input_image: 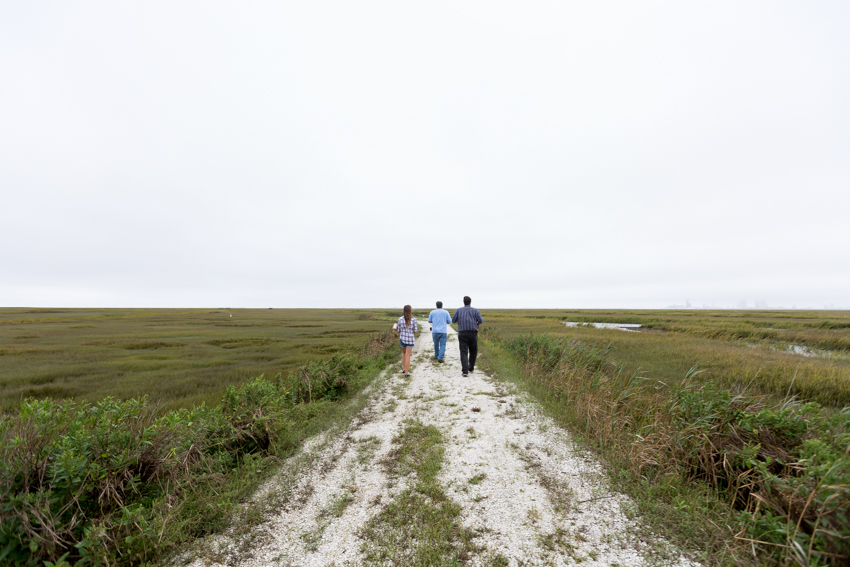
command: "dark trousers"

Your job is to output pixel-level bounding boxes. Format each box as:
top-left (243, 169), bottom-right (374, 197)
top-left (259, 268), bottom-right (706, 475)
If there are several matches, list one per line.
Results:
top-left (458, 330), bottom-right (478, 373)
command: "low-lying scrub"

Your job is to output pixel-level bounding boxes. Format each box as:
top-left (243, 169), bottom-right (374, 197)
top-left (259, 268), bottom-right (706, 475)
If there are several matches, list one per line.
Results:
top-left (0, 330), bottom-right (398, 566)
top-left (487, 331), bottom-right (850, 566)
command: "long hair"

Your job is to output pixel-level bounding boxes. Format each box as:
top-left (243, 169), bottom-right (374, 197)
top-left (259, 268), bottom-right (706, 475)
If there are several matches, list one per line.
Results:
top-left (403, 305), bottom-right (412, 328)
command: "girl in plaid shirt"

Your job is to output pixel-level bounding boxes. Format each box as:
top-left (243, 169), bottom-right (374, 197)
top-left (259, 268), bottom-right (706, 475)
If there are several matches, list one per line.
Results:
top-left (394, 305), bottom-right (418, 377)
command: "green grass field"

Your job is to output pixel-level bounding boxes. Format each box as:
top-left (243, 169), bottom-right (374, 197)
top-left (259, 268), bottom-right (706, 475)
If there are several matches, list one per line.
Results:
top-left (0, 308), bottom-right (418, 412)
top-left (481, 309), bottom-right (850, 408)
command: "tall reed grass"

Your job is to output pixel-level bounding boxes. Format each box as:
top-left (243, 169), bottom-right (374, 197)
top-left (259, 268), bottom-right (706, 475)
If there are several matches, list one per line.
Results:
top-left (497, 332), bottom-right (849, 566)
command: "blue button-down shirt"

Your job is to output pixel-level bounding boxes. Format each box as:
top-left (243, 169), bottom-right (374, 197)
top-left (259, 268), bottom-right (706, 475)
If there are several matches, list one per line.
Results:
top-left (452, 305), bottom-right (483, 332)
top-left (428, 309), bottom-right (452, 333)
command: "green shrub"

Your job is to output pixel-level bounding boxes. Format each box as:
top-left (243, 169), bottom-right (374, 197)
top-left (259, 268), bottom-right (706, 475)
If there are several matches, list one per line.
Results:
top-left (0, 396), bottom-right (188, 565)
top-left (0, 329), bottom-right (397, 566)
top-left (285, 353), bottom-right (360, 405)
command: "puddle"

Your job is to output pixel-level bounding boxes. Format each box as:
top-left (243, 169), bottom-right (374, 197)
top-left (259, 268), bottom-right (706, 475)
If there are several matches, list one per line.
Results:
top-left (563, 322), bottom-right (641, 332)
top-left (766, 344), bottom-right (850, 362)
top-left (788, 345), bottom-right (814, 357)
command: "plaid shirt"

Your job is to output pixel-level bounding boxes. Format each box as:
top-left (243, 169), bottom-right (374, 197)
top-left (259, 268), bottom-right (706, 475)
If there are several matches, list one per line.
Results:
top-left (397, 316), bottom-right (418, 344)
top-left (452, 305), bottom-right (483, 331)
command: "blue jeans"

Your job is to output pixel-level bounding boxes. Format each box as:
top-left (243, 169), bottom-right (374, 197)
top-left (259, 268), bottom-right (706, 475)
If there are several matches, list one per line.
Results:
top-left (432, 332), bottom-right (447, 360)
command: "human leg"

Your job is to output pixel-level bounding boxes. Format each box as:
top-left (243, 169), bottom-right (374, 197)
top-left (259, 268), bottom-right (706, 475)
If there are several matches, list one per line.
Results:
top-left (432, 332), bottom-right (447, 359)
top-left (402, 346), bottom-right (412, 374)
top-left (458, 331), bottom-right (473, 374)
top-left (468, 333), bottom-right (478, 371)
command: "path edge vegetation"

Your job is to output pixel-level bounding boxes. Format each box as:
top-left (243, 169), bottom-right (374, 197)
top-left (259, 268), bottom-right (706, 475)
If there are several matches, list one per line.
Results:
top-left (0, 330), bottom-right (399, 567)
top-left (478, 328), bottom-right (850, 567)
top-left (359, 419), bottom-right (481, 566)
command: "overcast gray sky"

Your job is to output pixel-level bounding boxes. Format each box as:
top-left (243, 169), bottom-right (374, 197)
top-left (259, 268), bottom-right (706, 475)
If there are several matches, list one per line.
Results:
top-left (2, 2), bottom-right (848, 309)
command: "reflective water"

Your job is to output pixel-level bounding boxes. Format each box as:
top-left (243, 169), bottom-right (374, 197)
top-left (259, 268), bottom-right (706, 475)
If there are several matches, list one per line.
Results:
top-left (563, 322), bottom-right (642, 332)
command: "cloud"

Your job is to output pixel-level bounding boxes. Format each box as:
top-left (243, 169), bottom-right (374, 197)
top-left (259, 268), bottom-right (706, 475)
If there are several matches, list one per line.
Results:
top-left (1, 1), bottom-right (848, 308)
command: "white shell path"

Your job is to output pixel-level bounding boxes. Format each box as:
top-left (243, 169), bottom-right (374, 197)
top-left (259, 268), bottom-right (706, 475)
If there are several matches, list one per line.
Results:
top-left (183, 326), bottom-right (698, 567)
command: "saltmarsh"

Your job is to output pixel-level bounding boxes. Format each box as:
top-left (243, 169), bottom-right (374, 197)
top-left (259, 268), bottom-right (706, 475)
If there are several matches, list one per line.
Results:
top-left (0, 308), bottom-right (407, 412)
top-left (0, 327), bottom-right (400, 567)
top-left (481, 309), bottom-right (850, 407)
top-left (477, 310), bottom-right (850, 566)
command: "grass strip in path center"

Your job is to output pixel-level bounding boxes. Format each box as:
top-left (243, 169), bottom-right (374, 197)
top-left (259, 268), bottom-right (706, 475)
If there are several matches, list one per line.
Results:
top-left (359, 419), bottom-right (480, 566)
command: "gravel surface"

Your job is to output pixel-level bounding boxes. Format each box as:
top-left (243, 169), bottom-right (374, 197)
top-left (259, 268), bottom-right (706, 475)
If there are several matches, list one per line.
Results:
top-left (183, 327), bottom-right (699, 566)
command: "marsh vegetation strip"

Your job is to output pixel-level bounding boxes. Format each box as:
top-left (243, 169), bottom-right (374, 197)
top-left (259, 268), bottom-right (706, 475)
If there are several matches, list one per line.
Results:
top-left (0, 308), bottom-right (402, 412)
top-left (485, 309), bottom-right (850, 407)
top-left (184, 328), bottom-right (698, 567)
top-left (480, 325), bottom-right (850, 564)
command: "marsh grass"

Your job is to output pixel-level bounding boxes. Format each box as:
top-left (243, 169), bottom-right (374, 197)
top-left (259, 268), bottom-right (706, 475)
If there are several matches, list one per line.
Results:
top-left (479, 330), bottom-right (850, 566)
top-left (0, 308), bottom-right (404, 412)
top-left (0, 330), bottom-right (399, 567)
top-left (481, 309), bottom-right (850, 408)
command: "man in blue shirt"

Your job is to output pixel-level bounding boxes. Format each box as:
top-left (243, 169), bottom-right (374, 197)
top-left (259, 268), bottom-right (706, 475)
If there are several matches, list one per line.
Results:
top-left (451, 296), bottom-right (483, 377)
top-left (428, 301), bottom-right (452, 362)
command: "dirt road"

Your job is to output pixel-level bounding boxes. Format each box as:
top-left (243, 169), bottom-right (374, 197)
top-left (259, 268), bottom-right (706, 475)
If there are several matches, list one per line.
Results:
top-left (184, 326), bottom-right (697, 566)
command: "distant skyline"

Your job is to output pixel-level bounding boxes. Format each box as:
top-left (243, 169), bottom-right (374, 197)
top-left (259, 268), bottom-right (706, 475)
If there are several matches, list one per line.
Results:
top-left (666, 301), bottom-right (849, 311)
top-left (2, 2), bottom-right (849, 309)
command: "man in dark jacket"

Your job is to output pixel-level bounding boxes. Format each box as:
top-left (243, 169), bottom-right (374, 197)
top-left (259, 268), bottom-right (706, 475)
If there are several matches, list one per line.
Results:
top-left (451, 296), bottom-right (483, 377)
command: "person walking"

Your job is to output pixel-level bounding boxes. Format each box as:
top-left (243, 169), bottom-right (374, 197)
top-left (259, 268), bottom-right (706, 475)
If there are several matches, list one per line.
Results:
top-left (428, 301), bottom-right (452, 363)
top-left (451, 296), bottom-right (483, 377)
top-left (394, 305), bottom-right (418, 377)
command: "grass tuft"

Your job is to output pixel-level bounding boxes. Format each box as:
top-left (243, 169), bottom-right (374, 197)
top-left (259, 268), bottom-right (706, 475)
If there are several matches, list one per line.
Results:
top-left (360, 420), bottom-right (480, 565)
